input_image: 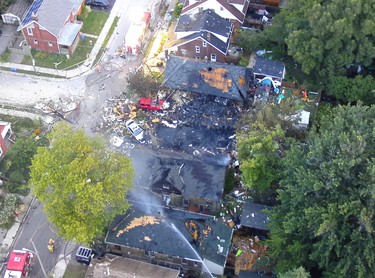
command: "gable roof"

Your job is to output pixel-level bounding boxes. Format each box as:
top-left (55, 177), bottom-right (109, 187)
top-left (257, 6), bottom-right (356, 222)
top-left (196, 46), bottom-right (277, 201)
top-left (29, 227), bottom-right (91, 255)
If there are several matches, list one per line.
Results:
top-left (172, 9), bottom-right (232, 54)
top-left (105, 204), bottom-right (233, 267)
top-left (163, 56), bottom-right (251, 101)
top-left (21, 0), bottom-right (82, 36)
top-left (240, 203), bottom-right (271, 231)
top-left (130, 148), bottom-right (227, 201)
top-left (182, 0), bottom-right (248, 24)
top-left (253, 58), bottom-right (286, 80)
top-left (176, 9), bottom-right (232, 38)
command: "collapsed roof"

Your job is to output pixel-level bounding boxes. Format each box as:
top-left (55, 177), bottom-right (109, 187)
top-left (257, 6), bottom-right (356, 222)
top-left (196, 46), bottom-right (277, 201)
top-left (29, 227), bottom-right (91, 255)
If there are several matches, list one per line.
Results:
top-left (163, 56), bottom-right (251, 101)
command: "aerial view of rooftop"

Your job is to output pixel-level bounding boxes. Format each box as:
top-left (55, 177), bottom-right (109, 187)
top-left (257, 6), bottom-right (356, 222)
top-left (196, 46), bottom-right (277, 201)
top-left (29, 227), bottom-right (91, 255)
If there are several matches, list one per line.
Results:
top-left (0, 0), bottom-right (374, 277)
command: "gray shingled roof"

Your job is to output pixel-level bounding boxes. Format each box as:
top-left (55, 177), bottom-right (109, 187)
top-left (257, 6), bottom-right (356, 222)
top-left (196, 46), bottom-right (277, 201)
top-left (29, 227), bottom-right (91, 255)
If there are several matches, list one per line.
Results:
top-left (176, 9), bottom-right (232, 38)
top-left (240, 203), bottom-right (271, 231)
top-left (253, 58), bottom-right (286, 80)
top-left (105, 204), bottom-right (232, 267)
top-left (163, 56), bottom-right (251, 101)
top-left (21, 0), bottom-right (82, 37)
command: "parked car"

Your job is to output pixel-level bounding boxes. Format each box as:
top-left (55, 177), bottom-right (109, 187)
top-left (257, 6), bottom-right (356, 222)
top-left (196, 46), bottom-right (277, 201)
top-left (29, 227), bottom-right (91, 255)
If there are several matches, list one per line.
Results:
top-left (139, 98), bottom-right (164, 111)
top-left (85, 0), bottom-right (109, 8)
top-left (125, 119), bottom-right (144, 141)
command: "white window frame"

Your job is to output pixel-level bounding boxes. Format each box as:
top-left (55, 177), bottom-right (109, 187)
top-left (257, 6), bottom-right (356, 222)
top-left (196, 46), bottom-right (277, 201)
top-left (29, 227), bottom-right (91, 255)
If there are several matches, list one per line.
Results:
top-left (27, 27), bottom-right (33, 36)
top-left (0, 146), bottom-right (3, 157)
top-left (211, 53), bottom-right (217, 62)
top-left (48, 42), bottom-right (53, 47)
top-left (181, 49), bottom-right (186, 55)
top-left (202, 41), bottom-right (207, 47)
top-left (195, 46), bottom-right (200, 53)
top-left (34, 39), bottom-right (38, 45)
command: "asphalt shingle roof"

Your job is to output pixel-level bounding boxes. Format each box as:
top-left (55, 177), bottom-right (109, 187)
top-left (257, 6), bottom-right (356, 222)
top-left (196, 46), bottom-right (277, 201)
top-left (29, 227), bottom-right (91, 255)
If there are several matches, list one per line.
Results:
top-left (21, 0), bottom-right (82, 37)
top-left (163, 56), bottom-right (251, 101)
top-left (105, 204), bottom-right (232, 267)
top-left (240, 203), bottom-right (271, 231)
top-left (253, 58), bottom-right (285, 80)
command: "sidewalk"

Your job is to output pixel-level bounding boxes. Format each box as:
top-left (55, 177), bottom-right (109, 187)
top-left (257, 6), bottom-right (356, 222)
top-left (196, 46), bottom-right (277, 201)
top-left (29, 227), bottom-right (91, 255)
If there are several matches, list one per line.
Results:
top-left (0, 2), bottom-right (122, 79)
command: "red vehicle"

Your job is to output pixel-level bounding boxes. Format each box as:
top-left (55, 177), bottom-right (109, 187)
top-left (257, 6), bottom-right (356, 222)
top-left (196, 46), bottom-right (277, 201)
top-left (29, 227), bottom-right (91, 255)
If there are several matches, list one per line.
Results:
top-left (139, 98), bottom-right (164, 111)
top-left (5, 250), bottom-right (33, 277)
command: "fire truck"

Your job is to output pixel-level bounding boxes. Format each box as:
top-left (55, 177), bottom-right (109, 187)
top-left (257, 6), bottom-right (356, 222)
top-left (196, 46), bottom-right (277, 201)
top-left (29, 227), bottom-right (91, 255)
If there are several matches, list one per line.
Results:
top-left (124, 11), bottom-right (151, 55)
top-left (4, 250), bottom-right (33, 278)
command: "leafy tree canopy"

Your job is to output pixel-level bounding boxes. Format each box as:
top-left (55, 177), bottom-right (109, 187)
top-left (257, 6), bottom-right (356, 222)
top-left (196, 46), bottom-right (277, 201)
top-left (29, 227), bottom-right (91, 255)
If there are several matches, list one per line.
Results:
top-left (29, 122), bottom-right (134, 245)
top-left (278, 266), bottom-right (311, 278)
top-left (126, 68), bottom-right (160, 97)
top-left (326, 75), bottom-right (375, 105)
top-left (279, 0), bottom-right (375, 75)
top-left (268, 104), bottom-right (375, 277)
top-left (236, 99), bottom-right (303, 192)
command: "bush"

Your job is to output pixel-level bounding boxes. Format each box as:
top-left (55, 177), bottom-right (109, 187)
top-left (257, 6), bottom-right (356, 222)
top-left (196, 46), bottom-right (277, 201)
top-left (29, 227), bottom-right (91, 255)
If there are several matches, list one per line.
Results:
top-left (0, 48), bottom-right (11, 62)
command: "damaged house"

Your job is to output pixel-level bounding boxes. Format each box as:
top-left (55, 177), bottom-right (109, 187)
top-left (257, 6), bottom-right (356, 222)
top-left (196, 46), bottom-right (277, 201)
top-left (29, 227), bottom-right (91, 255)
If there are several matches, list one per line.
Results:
top-left (240, 202), bottom-right (271, 234)
top-left (105, 204), bottom-right (233, 277)
top-left (163, 56), bottom-right (252, 102)
top-left (130, 148), bottom-right (227, 214)
top-left (166, 9), bottom-right (233, 63)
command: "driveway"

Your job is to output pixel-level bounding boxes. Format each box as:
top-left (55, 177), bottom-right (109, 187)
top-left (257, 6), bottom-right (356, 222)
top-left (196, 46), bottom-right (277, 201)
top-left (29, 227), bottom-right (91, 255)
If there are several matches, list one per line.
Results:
top-left (0, 23), bottom-right (18, 54)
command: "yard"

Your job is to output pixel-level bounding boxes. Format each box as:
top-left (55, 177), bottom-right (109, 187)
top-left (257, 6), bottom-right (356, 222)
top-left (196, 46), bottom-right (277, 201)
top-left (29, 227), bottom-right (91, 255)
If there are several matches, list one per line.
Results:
top-left (79, 9), bottom-right (109, 36)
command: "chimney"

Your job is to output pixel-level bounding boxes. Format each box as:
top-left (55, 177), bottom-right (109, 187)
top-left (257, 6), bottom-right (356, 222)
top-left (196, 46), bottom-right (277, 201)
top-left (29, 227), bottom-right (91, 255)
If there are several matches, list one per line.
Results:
top-left (31, 12), bottom-right (38, 21)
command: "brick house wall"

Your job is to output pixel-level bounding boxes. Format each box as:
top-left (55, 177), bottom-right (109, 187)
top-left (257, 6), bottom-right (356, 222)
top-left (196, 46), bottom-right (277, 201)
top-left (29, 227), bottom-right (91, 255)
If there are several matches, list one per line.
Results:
top-left (176, 38), bottom-right (226, 63)
top-left (22, 22), bottom-right (59, 53)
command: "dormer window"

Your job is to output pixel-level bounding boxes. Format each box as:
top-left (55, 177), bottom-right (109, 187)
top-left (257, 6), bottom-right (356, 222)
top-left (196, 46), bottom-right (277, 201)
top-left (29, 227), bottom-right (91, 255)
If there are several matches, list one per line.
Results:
top-left (27, 27), bottom-right (33, 36)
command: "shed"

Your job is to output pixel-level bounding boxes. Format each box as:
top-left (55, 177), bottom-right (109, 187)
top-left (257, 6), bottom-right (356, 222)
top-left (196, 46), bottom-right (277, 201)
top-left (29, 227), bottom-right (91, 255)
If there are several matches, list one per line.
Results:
top-left (252, 57), bottom-right (285, 83)
top-left (240, 203), bottom-right (271, 231)
top-left (1, 0), bottom-right (31, 25)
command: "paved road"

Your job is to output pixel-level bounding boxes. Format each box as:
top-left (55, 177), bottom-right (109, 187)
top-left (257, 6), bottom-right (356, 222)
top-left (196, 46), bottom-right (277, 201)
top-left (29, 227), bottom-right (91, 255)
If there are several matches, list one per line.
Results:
top-left (12, 200), bottom-right (66, 278)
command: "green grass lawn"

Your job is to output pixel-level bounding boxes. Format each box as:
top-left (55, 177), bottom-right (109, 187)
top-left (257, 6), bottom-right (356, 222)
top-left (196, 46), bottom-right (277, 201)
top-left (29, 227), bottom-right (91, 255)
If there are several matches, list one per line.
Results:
top-left (80, 9), bottom-right (109, 36)
top-left (23, 38), bottom-right (97, 69)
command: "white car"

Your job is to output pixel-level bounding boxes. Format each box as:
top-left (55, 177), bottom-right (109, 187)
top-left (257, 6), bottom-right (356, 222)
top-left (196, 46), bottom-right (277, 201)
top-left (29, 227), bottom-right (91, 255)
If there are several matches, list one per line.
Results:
top-left (125, 119), bottom-right (144, 141)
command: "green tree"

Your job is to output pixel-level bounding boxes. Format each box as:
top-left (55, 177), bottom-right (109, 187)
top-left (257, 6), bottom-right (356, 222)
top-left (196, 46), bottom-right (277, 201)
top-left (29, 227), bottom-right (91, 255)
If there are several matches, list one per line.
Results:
top-left (326, 75), bottom-right (375, 105)
top-left (274, 0), bottom-right (375, 75)
top-left (278, 267), bottom-right (311, 278)
top-left (268, 104), bottom-right (375, 277)
top-left (29, 122), bottom-right (134, 245)
top-left (127, 68), bottom-right (160, 97)
top-left (236, 100), bottom-right (301, 192)
top-left (0, 136), bottom-right (47, 195)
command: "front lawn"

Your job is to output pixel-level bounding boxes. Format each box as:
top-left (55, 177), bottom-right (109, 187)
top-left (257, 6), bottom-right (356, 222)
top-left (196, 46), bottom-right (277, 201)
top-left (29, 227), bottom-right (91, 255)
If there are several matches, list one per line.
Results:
top-left (80, 8), bottom-right (109, 36)
top-left (24, 37), bottom-right (96, 69)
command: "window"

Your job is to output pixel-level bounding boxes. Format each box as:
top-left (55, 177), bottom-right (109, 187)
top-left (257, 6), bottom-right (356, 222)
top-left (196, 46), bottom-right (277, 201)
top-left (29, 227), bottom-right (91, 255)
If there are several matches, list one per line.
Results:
top-left (0, 146), bottom-right (3, 158)
top-left (113, 245), bottom-right (121, 250)
top-left (196, 57), bottom-right (200, 60)
top-left (195, 46), bottom-right (200, 53)
top-left (183, 199), bottom-right (189, 206)
top-left (181, 258), bottom-right (188, 265)
top-left (48, 42), bottom-right (53, 47)
top-left (27, 27), bottom-right (33, 36)
top-left (181, 49), bottom-right (186, 55)
top-left (211, 53), bottom-right (217, 62)
top-left (202, 41), bottom-right (207, 47)
top-left (33, 39), bottom-right (38, 45)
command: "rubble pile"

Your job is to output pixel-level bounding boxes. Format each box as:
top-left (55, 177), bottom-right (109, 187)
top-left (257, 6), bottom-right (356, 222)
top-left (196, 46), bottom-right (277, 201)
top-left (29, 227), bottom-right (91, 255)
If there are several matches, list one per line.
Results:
top-left (34, 97), bottom-right (80, 124)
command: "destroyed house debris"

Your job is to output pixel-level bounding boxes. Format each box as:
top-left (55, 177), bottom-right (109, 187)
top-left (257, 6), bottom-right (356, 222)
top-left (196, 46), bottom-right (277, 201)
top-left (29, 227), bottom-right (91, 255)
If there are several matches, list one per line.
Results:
top-left (130, 148), bottom-right (227, 211)
top-left (240, 203), bottom-right (271, 231)
top-left (252, 57), bottom-right (285, 82)
top-left (163, 56), bottom-right (251, 101)
top-left (105, 204), bottom-right (233, 276)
